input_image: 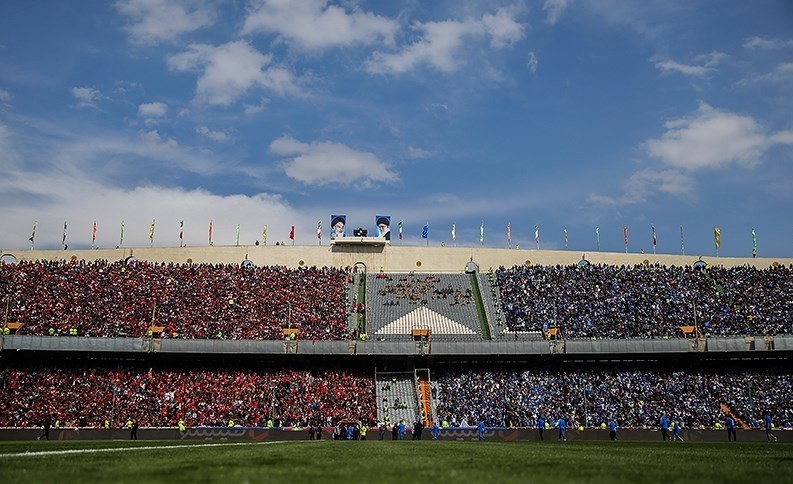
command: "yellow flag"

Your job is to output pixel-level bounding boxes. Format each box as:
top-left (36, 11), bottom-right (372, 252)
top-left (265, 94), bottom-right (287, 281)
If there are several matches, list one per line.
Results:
top-left (713, 227), bottom-right (721, 249)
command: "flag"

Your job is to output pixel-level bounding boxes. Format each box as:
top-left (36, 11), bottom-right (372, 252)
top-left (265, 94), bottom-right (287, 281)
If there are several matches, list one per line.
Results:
top-left (120, 220), bottom-right (125, 247)
top-left (652, 225), bottom-right (657, 247)
top-left (623, 225), bottom-right (628, 245)
top-left (595, 227), bottom-right (600, 249)
top-left (289, 225), bottom-right (295, 240)
top-left (506, 223), bottom-right (511, 246)
top-left (534, 224), bottom-right (539, 245)
top-left (149, 220), bottom-right (156, 241)
top-left (262, 225), bottom-right (267, 246)
top-left (317, 221), bottom-right (322, 240)
top-left (479, 223), bottom-right (484, 245)
top-left (179, 221), bottom-right (184, 244)
top-left (92, 220), bottom-right (97, 244)
top-left (563, 226), bottom-right (569, 249)
top-left (751, 227), bottom-right (757, 250)
top-left (62, 222), bottom-right (68, 247)
top-left (422, 224), bottom-right (428, 239)
top-left (714, 227), bottom-right (721, 249)
top-left (398, 220), bottom-right (403, 240)
top-left (29, 221), bottom-right (38, 243)
top-left (235, 224), bottom-right (240, 246)
top-left (208, 220), bottom-right (213, 245)
top-left (451, 223), bottom-right (456, 242)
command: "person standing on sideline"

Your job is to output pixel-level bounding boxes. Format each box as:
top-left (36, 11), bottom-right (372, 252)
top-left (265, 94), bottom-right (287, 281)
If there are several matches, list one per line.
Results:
top-left (432, 421), bottom-right (440, 440)
top-left (725, 415), bottom-right (737, 442)
top-left (37, 417), bottom-right (51, 441)
top-left (556, 417), bottom-right (567, 441)
top-left (660, 414), bottom-right (670, 441)
top-left (672, 419), bottom-right (684, 442)
top-left (764, 412), bottom-right (778, 442)
top-left (537, 415), bottom-right (545, 441)
top-left (477, 418), bottom-right (486, 441)
top-left (608, 419), bottom-right (619, 441)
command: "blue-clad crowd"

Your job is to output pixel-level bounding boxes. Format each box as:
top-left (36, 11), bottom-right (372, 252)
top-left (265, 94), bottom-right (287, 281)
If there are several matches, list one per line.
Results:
top-left (433, 366), bottom-right (793, 430)
top-left (496, 263), bottom-right (793, 338)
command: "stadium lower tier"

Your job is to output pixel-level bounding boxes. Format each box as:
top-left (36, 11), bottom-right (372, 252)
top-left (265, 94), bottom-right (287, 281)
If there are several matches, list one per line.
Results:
top-left (1, 360), bottom-right (790, 431)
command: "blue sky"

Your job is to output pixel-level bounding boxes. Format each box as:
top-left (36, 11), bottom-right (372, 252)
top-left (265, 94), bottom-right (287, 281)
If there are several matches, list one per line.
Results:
top-left (1, 0), bottom-right (792, 257)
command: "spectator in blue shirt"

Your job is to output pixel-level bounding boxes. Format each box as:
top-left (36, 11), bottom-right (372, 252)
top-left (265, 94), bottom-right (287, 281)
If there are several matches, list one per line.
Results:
top-left (537, 416), bottom-right (545, 441)
top-left (725, 416), bottom-right (736, 442)
top-left (608, 419), bottom-right (618, 441)
top-left (556, 417), bottom-right (567, 441)
top-left (432, 421), bottom-right (440, 440)
top-left (477, 418), bottom-right (486, 441)
top-left (398, 420), bottom-right (406, 440)
top-left (660, 414), bottom-right (670, 441)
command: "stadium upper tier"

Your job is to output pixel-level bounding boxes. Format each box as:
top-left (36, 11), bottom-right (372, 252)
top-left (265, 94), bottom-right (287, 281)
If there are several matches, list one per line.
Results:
top-left (0, 259), bottom-right (350, 340)
top-left (496, 263), bottom-right (793, 338)
top-left (1, 246), bottom-right (792, 340)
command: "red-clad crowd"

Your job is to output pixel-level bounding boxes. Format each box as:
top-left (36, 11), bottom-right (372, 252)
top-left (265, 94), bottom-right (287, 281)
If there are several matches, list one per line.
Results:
top-left (0, 363), bottom-right (376, 428)
top-left (0, 260), bottom-right (351, 340)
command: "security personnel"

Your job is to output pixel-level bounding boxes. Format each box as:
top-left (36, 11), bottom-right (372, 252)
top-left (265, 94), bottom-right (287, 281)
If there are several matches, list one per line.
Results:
top-left (54, 419), bottom-right (61, 429)
top-left (178, 419), bottom-right (186, 432)
top-left (227, 419), bottom-right (234, 428)
top-left (360, 424), bottom-right (368, 440)
top-left (266, 418), bottom-right (273, 428)
top-left (104, 420), bottom-right (110, 429)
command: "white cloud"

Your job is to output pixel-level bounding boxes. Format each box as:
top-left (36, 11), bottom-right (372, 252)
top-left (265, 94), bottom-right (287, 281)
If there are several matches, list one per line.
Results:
top-left (407, 146), bottom-right (432, 159)
top-left (196, 126), bottom-right (233, 143)
top-left (743, 36), bottom-right (793, 50)
top-left (0, 88), bottom-right (11, 102)
top-left (241, 0), bottom-right (399, 51)
top-left (70, 87), bottom-right (104, 109)
top-left (116, 0), bottom-right (214, 45)
top-left (270, 135), bottom-right (398, 187)
top-left (168, 41), bottom-right (299, 106)
top-left (367, 19), bottom-right (479, 74)
top-left (366, 7), bottom-right (526, 74)
top-left (526, 50), bottom-right (538, 75)
top-left (543, 0), bottom-right (571, 25)
top-left (644, 102), bottom-right (792, 171)
top-left (482, 5), bottom-right (527, 49)
top-left (652, 51), bottom-right (726, 77)
top-left (137, 102), bottom-right (167, 125)
top-left (739, 62), bottom-right (793, 85)
top-left (587, 169), bottom-right (695, 207)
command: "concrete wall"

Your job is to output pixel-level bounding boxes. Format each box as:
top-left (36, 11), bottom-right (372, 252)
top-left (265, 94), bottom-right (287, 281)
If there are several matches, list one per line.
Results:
top-left (2, 245), bottom-right (791, 272)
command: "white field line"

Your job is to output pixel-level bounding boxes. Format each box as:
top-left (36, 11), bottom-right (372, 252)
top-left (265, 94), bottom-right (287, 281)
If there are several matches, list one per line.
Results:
top-left (1, 440), bottom-right (310, 458)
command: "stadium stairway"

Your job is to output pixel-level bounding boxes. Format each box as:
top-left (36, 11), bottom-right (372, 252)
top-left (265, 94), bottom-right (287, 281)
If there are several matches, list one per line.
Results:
top-left (416, 368), bottom-right (434, 426)
top-left (720, 403), bottom-right (750, 430)
top-left (469, 273), bottom-right (492, 340)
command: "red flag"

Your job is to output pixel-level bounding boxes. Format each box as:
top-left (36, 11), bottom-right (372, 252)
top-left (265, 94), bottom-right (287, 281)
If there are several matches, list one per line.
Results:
top-left (208, 220), bottom-right (213, 245)
top-left (92, 221), bottom-right (97, 242)
top-left (623, 225), bottom-right (629, 244)
top-left (289, 225), bottom-right (295, 240)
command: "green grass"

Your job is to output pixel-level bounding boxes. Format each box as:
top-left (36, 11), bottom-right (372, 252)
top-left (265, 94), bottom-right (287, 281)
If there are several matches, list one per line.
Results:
top-left (0, 439), bottom-right (791, 483)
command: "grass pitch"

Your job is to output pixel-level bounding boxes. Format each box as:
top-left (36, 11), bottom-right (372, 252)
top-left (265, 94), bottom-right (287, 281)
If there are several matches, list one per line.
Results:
top-left (0, 439), bottom-right (790, 484)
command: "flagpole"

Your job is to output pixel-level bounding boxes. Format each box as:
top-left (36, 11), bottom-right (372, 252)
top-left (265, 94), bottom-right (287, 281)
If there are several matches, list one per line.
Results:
top-left (680, 225), bottom-right (685, 255)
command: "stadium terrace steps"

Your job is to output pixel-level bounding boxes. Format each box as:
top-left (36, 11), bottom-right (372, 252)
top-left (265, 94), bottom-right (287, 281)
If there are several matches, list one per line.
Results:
top-left (720, 403), bottom-right (750, 430)
top-left (366, 273), bottom-right (484, 340)
top-left (375, 371), bottom-right (420, 428)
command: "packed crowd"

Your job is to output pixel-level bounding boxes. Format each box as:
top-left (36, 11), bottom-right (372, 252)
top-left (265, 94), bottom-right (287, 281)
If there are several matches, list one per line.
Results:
top-left (433, 366), bottom-right (793, 430)
top-left (0, 363), bottom-right (376, 428)
top-left (496, 263), bottom-right (793, 338)
top-left (0, 259), bottom-right (351, 340)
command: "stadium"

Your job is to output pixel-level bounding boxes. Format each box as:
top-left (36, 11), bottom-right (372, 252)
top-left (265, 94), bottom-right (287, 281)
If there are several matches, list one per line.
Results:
top-left (1, 241), bottom-right (791, 482)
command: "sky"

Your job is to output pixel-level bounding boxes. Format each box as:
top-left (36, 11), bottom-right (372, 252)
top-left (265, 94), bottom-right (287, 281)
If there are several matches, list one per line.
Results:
top-left (1, 0), bottom-right (792, 258)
